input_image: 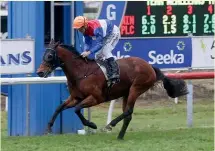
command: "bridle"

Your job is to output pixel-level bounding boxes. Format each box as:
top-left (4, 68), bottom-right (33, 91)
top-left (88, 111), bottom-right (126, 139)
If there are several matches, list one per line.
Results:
top-left (43, 47), bottom-right (64, 69)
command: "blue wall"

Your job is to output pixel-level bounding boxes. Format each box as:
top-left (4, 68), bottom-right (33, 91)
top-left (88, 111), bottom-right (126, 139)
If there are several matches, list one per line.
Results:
top-left (7, 1), bottom-right (83, 136)
top-left (61, 2), bottom-right (85, 133)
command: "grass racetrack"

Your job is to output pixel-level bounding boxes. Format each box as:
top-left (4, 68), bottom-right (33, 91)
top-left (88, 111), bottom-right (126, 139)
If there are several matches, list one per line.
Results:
top-left (1, 99), bottom-right (214, 151)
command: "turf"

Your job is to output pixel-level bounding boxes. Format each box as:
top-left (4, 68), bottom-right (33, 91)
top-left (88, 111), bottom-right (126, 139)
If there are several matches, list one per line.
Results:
top-left (1, 100), bottom-right (214, 151)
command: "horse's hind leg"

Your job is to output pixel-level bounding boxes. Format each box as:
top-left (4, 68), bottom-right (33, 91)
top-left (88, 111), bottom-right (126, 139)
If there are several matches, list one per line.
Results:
top-left (118, 115), bottom-right (132, 139)
top-left (117, 96), bottom-right (132, 139)
top-left (74, 95), bottom-right (99, 129)
top-left (105, 88), bottom-right (140, 137)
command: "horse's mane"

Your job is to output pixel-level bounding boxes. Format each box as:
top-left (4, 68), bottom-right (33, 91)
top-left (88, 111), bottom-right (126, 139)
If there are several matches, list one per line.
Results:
top-left (59, 44), bottom-right (95, 61)
top-left (59, 44), bottom-right (81, 56)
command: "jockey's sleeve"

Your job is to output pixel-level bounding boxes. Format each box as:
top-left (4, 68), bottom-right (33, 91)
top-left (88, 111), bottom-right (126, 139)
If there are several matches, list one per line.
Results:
top-left (89, 28), bottom-right (103, 53)
top-left (84, 36), bottom-right (91, 51)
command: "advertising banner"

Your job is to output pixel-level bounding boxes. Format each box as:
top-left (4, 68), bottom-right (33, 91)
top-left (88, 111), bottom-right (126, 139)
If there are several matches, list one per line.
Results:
top-left (112, 38), bottom-right (192, 69)
top-left (0, 39), bottom-right (35, 74)
top-left (191, 36), bottom-right (214, 68)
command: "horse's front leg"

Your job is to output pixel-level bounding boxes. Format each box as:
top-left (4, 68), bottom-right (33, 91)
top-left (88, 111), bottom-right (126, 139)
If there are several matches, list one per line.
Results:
top-left (74, 95), bottom-right (99, 129)
top-left (46, 96), bottom-right (78, 134)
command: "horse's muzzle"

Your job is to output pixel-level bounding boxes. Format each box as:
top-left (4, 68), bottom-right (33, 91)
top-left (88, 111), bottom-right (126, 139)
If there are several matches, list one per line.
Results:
top-left (37, 71), bottom-right (50, 78)
top-left (37, 71), bottom-right (45, 77)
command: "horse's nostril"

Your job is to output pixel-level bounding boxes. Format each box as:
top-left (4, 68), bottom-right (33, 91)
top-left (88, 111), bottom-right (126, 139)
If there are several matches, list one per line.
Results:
top-left (37, 72), bottom-right (44, 77)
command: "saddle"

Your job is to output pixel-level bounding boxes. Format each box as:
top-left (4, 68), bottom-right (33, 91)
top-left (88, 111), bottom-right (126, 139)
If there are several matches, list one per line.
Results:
top-left (96, 59), bottom-right (120, 88)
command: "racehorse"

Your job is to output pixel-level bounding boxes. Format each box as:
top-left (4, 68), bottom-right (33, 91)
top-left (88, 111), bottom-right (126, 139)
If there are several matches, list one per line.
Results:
top-left (37, 40), bottom-right (188, 140)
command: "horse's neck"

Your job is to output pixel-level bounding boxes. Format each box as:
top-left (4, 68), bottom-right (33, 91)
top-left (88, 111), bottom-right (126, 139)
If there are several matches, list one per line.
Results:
top-left (61, 57), bottom-right (95, 84)
top-left (57, 47), bottom-right (96, 83)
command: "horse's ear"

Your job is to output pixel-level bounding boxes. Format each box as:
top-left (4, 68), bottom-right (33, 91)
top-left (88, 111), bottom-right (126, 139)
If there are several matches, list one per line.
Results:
top-left (56, 41), bottom-right (61, 45)
top-left (54, 41), bottom-right (61, 48)
top-left (49, 39), bottom-right (55, 46)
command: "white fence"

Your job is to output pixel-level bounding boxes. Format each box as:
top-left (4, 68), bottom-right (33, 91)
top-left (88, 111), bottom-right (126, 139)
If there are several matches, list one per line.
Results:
top-left (1, 76), bottom-right (67, 85)
top-left (1, 70), bottom-right (214, 127)
top-left (0, 75), bottom-right (194, 128)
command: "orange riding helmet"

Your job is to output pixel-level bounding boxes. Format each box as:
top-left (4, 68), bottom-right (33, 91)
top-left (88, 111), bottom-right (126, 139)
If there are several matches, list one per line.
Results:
top-left (73, 16), bottom-right (88, 29)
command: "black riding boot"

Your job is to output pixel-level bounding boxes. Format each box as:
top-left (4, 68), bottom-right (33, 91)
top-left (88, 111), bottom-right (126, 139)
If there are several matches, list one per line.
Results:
top-left (106, 57), bottom-right (120, 88)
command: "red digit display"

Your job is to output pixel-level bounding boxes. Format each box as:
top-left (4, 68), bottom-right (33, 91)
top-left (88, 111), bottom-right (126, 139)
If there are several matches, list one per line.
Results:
top-left (166, 5), bottom-right (173, 15)
top-left (187, 5), bottom-right (193, 14)
top-left (147, 5), bottom-right (151, 15)
top-left (121, 16), bottom-right (135, 36)
top-left (208, 5), bottom-right (213, 14)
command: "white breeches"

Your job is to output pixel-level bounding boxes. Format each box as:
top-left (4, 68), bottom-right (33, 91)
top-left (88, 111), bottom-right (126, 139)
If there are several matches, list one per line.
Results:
top-left (95, 25), bottom-right (120, 60)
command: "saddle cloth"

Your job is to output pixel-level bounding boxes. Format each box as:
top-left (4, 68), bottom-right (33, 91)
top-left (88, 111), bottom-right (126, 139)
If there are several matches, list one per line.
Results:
top-left (96, 60), bottom-right (108, 80)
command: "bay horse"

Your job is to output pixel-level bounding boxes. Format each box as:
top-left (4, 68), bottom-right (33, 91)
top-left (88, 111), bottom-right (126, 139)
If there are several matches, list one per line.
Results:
top-left (37, 40), bottom-right (188, 140)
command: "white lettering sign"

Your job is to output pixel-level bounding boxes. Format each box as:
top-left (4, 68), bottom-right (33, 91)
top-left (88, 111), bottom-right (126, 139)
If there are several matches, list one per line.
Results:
top-left (148, 50), bottom-right (184, 64)
top-left (106, 4), bottom-right (116, 20)
top-left (0, 39), bottom-right (35, 74)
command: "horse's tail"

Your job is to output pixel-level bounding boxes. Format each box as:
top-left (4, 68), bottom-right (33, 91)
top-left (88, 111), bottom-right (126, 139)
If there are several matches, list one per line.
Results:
top-left (152, 66), bottom-right (188, 98)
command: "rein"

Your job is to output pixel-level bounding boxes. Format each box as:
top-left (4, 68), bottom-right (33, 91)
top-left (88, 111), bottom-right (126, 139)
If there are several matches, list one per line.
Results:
top-left (57, 46), bottom-right (100, 82)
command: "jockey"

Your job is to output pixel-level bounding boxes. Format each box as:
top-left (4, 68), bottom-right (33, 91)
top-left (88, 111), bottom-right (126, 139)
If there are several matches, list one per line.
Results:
top-left (73, 16), bottom-right (121, 88)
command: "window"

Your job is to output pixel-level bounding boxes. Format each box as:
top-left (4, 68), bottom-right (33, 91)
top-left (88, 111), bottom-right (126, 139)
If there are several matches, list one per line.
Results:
top-left (0, 2), bottom-right (8, 39)
top-left (44, 1), bottom-right (102, 45)
top-left (84, 1), bottom-right (102, 19)
top-left (44, 1), bottom-right (64, 44)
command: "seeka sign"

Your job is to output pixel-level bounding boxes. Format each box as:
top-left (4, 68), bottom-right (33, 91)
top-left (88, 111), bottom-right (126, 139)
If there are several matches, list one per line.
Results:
top-left (0, 39), bottom-right (35, 74)
top-left (113, 38), bottom-right (192, 69)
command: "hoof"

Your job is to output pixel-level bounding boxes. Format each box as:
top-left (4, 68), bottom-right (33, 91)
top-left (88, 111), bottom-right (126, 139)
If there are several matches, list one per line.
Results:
top-left (105, 124), bottom-right (112, 131)
top-left (117, 137), bottom-right (124, 141)
top-left (45, 128), bottom-right (52, 135)
top-left (100, 126), bottom-right (112, 133)
top-left (117, 136), bottom-right (124, 140)
top-left (88, 122), bottom-right (97, 129)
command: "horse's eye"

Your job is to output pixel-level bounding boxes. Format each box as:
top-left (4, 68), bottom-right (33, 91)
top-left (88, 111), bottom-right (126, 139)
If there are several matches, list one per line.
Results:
top-left (48, 54), bottom-right (53, 59)
top-left (44, 53), bottom-right (54, 62)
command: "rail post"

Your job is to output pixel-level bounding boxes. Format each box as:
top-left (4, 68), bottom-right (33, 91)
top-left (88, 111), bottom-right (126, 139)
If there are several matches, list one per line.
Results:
top-left (187, 68), bottom-right (193, 127)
